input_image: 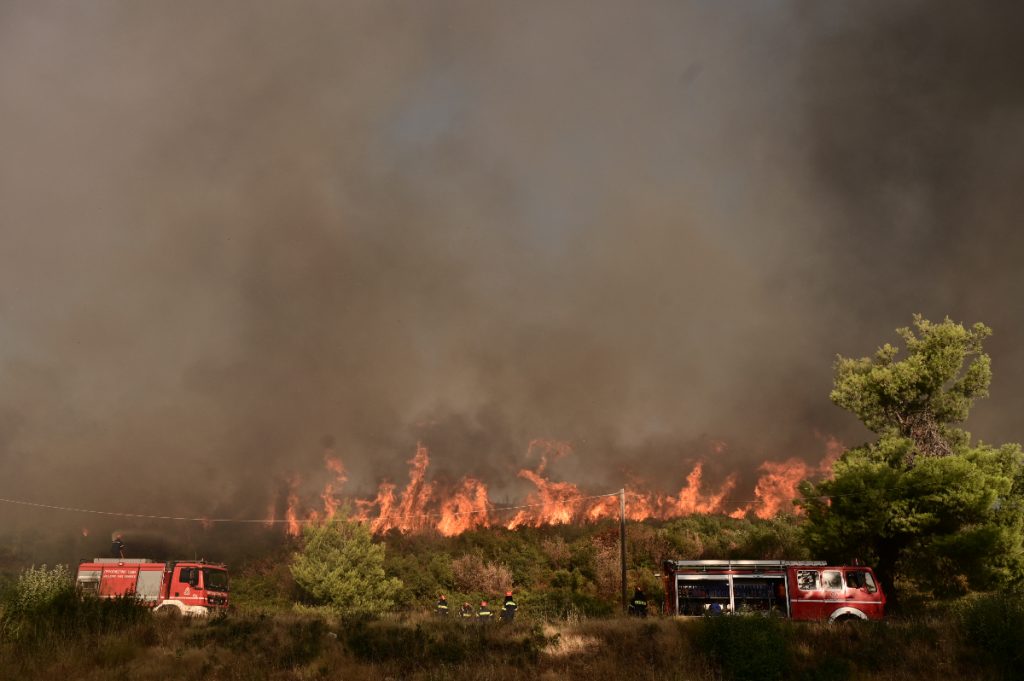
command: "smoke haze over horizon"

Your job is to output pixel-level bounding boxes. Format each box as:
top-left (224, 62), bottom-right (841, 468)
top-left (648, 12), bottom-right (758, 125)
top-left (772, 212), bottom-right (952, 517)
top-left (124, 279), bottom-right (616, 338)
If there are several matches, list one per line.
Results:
top-left (2, 1), bottom-right (1023, 551)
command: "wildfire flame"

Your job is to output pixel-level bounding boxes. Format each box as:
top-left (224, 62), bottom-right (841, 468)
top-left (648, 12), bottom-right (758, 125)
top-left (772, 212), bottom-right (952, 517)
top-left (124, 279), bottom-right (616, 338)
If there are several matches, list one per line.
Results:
top-left (285, 476), bottom-right (301, 536)
top-left (321, 450), bottom-right (348, 521)
top-left (270, 437), bottom-right (843, 536)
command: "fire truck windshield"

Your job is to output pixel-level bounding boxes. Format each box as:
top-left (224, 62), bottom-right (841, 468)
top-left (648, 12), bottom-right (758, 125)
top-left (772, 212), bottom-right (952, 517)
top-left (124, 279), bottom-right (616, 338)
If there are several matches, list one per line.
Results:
top-left (203, 568), bottom-right (229, 591)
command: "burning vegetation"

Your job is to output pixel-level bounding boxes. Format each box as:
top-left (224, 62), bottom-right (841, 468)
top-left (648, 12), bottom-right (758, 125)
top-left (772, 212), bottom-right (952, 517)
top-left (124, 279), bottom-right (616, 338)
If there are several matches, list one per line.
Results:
top-left (269, 438), bottom-right (843, 537)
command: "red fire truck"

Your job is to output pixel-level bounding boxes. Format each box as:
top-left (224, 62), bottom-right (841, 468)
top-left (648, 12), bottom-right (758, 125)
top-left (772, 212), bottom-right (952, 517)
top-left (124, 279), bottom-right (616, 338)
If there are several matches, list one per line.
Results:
top-left (663, 560), bottom-right (885, 622)
top-left (76, 558), bottom-right (230, 616)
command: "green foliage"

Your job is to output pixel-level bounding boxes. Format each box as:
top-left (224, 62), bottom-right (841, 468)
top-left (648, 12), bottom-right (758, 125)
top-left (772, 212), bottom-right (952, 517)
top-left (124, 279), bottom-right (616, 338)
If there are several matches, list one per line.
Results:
top-left (10, 564), bottom-right (74, 612)
top-left (956, 593), bottom-right (1024, 680)
top-left (662, 514), bottom-right (810, 561)
top-left (229, 556), bottom-right (297, 614)
top-left (375, 515), bottom-right (813, 617)
top-left (519, 587), bottom-right (614, 619)
top-left (694, 616), bottom-right (791, 681)
top-left (290, 519), bottom-right (403, 615)
top-left (1, 588), bottom-right (148, 644)
top-left (800, 317), bottom-right (1024, 599)
top-left (385, 550), bottom-right (454, 606)
top-left (830, 315), bottom-right (992, 440)
top-left (1, 564), bottom-right (89, 642)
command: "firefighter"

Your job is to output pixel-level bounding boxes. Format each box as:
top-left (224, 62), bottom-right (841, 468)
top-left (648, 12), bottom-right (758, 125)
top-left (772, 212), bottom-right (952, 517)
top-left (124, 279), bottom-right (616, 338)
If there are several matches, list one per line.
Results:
top-left (436, 594), bottom-right (449, 616)
top-left (500, 591), bottom-right (518, 622)
top-left (477, 600), bottom-right (493, 622)
top-left (110, 533), bottom-right (126, 559)
top-left (630, 587), bottom-right (648, 617)
top-left (460, 601), bottom-right (474, 619)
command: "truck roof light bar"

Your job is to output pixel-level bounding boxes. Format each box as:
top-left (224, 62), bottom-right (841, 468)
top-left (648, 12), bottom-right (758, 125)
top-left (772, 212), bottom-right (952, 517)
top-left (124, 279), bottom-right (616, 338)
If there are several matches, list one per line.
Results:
top-left (665, 560), bottom-right (828, 569)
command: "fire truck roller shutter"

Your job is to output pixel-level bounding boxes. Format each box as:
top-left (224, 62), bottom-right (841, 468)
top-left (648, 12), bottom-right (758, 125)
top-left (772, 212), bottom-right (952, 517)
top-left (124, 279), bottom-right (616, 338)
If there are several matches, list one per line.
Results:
top-left (76, 570), bottom-right (101, 595)
top-left (135, 569), bottom-right (163, 602)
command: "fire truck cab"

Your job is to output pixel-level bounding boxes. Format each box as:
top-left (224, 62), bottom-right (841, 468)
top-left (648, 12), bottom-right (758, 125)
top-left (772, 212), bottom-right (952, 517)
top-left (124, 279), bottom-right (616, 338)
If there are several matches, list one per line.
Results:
top-left (76, 558), bottom-right (229, 617)
top-left (663, 560), bottom-right (885, 622)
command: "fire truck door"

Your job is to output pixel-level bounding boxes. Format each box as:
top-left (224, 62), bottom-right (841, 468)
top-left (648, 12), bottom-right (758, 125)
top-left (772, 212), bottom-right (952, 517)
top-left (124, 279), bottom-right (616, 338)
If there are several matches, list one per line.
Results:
top-left (843, 569), bottom-right (883, 618)
top-left (790, 568), bottom-right (833, 620)
top-left (173, 567), bottom-right (192, 598)
top-left (818, 569), bottom-right (847, 619)
top-left (173, 566), bottom-right (204, 607)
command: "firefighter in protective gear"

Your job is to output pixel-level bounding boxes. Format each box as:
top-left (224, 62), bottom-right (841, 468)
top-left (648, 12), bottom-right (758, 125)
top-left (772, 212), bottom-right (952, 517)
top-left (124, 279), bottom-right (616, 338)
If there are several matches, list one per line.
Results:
top-left (111, 533), bottom-right (126, 559)
top-left (629, 587), bottom-right (648, 617)
top-left (460, 602), bottom-right (474, 619)
top-left (500, 591), bottom-right (518, 622)
top-left (477, 600), bottom-right (493, 621)
top-left (436, 594), bottom-right (449, 616)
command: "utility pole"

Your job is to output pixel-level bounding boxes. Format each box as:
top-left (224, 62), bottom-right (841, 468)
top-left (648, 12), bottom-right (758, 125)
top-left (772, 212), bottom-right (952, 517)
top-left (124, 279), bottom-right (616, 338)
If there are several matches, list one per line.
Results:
top-left (619, 488), bottom-right (627, 613)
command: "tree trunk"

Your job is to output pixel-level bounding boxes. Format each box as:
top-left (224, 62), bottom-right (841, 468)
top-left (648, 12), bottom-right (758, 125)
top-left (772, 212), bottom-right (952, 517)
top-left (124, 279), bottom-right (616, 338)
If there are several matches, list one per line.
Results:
top-left (874, 545), bottom-right (900, 612)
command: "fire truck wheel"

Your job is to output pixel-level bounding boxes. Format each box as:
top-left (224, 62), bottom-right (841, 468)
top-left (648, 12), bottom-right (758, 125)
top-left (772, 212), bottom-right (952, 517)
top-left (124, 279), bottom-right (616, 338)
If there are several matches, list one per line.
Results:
top-left (155, 604), bottom-right (183, 618)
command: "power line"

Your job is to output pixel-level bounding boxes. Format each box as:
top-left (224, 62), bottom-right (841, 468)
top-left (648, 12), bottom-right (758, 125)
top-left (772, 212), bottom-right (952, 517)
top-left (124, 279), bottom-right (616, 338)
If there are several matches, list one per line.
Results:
top-left (0, 492), bottom-right (622, 526)
top-left (0, 481), bottom-right (954, 527)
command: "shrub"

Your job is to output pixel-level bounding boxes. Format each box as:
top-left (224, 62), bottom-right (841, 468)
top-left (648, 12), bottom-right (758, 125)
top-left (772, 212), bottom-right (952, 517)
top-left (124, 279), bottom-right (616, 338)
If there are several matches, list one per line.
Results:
top-left (694, 615), bottom-right (792, 681)
top-left (10, 564), bottom-right (74, 612)
top-left (2, 588), bottom-right (148, 645)
top-left (451, 554), bottom-right (512, 595)
top-left (956, 593), bottom-right (1024, 679)
top-left (290, 519), bottom-right (403, 615)
top-left (519, 588), bottom-right (613, 620)
top-left (1, 564), bottom-right (75, 641)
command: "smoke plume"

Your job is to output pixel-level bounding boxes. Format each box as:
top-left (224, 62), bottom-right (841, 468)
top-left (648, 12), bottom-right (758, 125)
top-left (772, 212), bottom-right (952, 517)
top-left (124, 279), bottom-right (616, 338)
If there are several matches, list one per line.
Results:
top-left (1, 1), bottom-right (1022, 559)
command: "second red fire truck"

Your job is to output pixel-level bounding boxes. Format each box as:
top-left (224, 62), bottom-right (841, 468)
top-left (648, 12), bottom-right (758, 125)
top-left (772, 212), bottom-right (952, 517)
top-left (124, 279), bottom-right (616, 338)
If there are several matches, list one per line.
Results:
top-left (76, 558), bottom-right (230, 616)
top-left (663, 560), bottom-right (885, 621)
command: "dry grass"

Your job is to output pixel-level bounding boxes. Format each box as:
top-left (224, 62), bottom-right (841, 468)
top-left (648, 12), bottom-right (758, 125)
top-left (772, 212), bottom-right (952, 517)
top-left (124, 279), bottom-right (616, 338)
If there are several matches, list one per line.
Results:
top-left (0, 609), bottom-right (1014, 681)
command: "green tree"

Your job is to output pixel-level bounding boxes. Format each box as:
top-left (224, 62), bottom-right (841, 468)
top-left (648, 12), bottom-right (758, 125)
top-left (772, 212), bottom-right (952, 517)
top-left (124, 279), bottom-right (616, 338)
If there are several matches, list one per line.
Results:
top-left (290, 519), bottom-right (403, 615)
top-left (799, 316), bottom-right (1024, 601)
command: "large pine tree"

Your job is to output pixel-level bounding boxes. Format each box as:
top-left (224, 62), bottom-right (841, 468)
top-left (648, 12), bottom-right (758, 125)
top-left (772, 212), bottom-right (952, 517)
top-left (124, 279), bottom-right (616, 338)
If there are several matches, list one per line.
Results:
top-left (799, 316), bottom-right (1024, 601)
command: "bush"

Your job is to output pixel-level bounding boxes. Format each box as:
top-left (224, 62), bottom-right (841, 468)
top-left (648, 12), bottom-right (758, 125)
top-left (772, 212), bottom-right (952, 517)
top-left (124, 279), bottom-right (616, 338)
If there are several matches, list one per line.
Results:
top-left (10, 564), bottom-right (74, 612)
top-left (956, 593), bottom-right (1024, 679)
top-left (291, 519), bottom-right (403, 615)
top-left (1, 564), bottom-right (75, 642)
top-left (230, 558), bottom-right (296, 614)
top-left (519, 588), bottom-right (613, 620)
top-left (2, 589), bottom-right (149, 645)
top-left (451, 554), bottom-right (512, 595)
top-left (694, 615), bottom-right (792, 681)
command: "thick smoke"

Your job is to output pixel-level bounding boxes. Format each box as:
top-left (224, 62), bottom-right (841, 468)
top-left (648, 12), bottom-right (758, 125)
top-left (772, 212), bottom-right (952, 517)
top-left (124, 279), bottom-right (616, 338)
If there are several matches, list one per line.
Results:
top-left (1, 1), bottom-right (1022, 560)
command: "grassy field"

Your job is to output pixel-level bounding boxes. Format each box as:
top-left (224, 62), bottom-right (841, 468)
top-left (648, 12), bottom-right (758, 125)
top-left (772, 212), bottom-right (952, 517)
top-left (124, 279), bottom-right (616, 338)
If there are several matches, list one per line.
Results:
top-left (1, 600), bottom-right (1020, 681)
top-left (2, 520), bottom-right (1022, 680)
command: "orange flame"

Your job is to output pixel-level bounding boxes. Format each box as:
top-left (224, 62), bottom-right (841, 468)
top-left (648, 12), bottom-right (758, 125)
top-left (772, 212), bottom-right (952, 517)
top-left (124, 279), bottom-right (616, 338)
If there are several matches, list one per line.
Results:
top-left (285, 476), bottom-right (301, 536)
top-left (275, 437), bottom-right (842, 536)
top-left (321, 450), bottom-right (348, 520)
top-left (437, 477), bottom-right (491, 536)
